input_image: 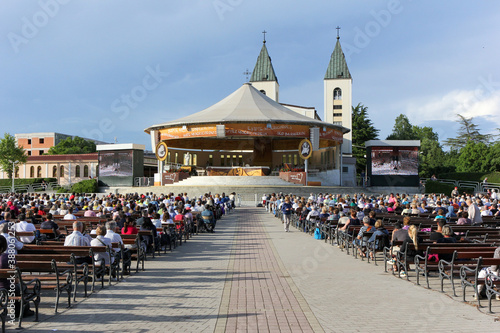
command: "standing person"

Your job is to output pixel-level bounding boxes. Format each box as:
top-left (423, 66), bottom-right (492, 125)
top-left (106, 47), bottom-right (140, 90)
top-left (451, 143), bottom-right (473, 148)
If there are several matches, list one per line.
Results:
top-left (467, 198), bottom-right (482, 224)
top-left (281, 197), bottom-right (293, 232)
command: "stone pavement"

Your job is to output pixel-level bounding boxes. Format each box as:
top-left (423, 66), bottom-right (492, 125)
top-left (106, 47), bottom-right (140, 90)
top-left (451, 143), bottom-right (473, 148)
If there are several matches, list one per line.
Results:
top-left (16, 207), bottom-right (500, 332)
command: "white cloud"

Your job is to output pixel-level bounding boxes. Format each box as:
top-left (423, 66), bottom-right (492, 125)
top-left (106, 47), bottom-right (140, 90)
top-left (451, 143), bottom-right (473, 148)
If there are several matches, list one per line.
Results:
top-left (405, 88), bottom-right (500, 130)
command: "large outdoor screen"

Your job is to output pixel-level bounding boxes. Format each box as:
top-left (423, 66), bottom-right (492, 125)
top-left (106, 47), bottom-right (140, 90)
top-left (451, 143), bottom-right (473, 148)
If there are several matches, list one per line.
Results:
top-left (98, 150), bottom-right (133, 177)
top-left (371, 147), bottom-right (418, 175)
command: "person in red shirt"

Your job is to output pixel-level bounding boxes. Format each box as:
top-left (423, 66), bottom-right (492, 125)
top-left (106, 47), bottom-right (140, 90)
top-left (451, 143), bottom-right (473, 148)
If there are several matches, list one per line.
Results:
top-left (121, 217), bottom-right (138, 235)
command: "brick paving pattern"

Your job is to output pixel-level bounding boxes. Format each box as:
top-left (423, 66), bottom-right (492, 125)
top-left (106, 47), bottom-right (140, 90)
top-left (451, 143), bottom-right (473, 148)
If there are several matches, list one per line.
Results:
top-left (15, 207), bottom-right (500, 332)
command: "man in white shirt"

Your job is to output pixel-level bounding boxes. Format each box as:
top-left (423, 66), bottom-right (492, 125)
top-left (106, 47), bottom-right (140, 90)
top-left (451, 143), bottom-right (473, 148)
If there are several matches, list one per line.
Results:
top-left (63, 207), bottom-right (77, 220)
top-left (105, 221), bottom-right (123, 254)
top-left (1, 223), bottom-right (23, 254)
top-left (64, 221), bottom-right (92, 264)
top-left (14, 214), bottom-right (36, 244)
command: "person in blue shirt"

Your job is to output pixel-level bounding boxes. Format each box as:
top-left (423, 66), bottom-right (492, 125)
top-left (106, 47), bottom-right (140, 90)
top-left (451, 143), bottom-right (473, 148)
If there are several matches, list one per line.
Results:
top-left (281, 197), bottom-right (293, 232)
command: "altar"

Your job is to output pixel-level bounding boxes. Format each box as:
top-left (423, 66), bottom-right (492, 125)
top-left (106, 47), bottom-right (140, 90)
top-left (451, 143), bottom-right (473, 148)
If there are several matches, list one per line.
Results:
top-left (206, 166), bottom-right (270, 176)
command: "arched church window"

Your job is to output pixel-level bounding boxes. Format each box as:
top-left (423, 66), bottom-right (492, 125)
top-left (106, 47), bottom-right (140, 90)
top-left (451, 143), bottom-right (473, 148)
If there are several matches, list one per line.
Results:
top-left (37, 166), bottom-right (42, 178)
top-left (83, 165), bottom-right (89, 177)
top-left (260, 90), bottom-right (266, 95)
top-left (333, 88), bottom-right (342, 100)
top-left (75, 165), bottom-right (80, 177)
top-left (60, 166), bottom-right (64, 178)
top-left (52, 166), bottom-right (57, 177)
top-left (30, 166), bottom-right (34, 178)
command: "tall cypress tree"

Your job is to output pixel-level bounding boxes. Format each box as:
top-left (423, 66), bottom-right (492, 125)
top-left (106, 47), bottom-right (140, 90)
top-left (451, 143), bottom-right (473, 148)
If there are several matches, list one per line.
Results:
top-left (352, 103), bottom-right (379, 175)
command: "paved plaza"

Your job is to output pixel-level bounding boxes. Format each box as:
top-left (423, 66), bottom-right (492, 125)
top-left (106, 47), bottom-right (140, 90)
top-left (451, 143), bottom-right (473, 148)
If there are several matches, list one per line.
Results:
top-left (17, 207), bottom-right (500, 332)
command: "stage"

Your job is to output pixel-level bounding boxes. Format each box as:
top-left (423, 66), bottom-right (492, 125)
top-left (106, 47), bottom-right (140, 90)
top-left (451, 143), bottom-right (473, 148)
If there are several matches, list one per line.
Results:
top-left (206, 166), bottom-right (271, 176)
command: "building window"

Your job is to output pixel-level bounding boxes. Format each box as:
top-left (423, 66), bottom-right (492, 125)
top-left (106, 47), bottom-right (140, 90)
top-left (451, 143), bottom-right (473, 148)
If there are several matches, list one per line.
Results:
top-left (39, 150), bottom-right (44, 155)
top-left (238, 155), bottom-right (243, 166)
top-left (60, 166), bottom-right (64, 177)
top-left (75, 165), bottom-right (80, 177)
top-left (208, 154), bottom-right (213, 166)
top-left (83, 165), bottom-right (89, 177)
top-left (333, 105), bottom-right (342, 109)
top-left (174, 153), bottom-right (178, 164)
top-left (333, 113), bottom-right (342, 117)
top-left (282, 155), bottom-right (286, 164)
top-left (333, 121), bottom-right (342, 126)
top-left (167, 152), bottom-right (171, 163)
top-left (226, 155), bottom-right (230, 166)
top-left (343, 166), bottom-right (348, 173)
top-left (193, 154), bottom-right (198, 166)
top-left (293, 154), bottom-right (298, 165)
top-left (288, 154), bottom-right (292, 164)
top-left (37, 166), bottom-right (42, 178)
top-left (30, 166), bottom-right (34, 178)
top-left (260, 90), bottom-right (266, 95)
top-left (27, 151), bottom-right (31, 156)
top-left (220, 155), bottom-right (225, 166)
top-left (39, 138), bottom-right (44, 144)
top-left (27, 139), bottom-right (31, 145)
top-left (52, 166), bottom-right (57, 177)
top-left (232, 155), bottom-right (236, 166)
top-left (334, 88), bottom-right (342, 100)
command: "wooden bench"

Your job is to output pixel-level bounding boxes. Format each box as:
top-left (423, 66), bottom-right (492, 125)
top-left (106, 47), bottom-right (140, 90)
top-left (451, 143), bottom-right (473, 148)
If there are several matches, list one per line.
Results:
top-left (459, 257), bottom-right (500, 310)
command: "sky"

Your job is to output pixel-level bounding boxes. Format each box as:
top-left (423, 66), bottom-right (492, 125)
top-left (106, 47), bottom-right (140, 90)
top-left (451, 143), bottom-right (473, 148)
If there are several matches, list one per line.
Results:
top-left (1, 0), bottom-right (500, 149)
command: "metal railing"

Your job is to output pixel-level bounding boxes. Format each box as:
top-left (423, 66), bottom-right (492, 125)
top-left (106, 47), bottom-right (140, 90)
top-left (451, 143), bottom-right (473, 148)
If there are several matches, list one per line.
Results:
top-left (135, 177), bottom-right (154, 187)
top-left (0, 181), bottom-right (64, 193)
top-left (421, 178), bottom-right (500, 194)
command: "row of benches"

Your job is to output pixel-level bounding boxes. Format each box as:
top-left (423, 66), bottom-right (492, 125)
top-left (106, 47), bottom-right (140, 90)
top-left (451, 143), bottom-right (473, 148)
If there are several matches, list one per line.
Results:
top-left (273, 208), bottom-right (500, 313)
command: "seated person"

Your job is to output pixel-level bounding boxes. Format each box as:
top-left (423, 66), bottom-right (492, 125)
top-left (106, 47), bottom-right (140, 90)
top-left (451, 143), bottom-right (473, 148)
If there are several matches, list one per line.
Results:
top-left (429, 219), bottom-right (446, 242)
top-left (201, 205), bottom-right (216, 232)
top-left (397, 225), bottom-right (423, 277)
top-left (90, 225), bottom-right (112, 267)
top-left (121, 217), bottom-right (138, 235)
top-left (64, 221), bottom-right (92, 264)
top-left (63, 207), bottom-right (77, 220)
top-left (40, 213), bottom-right (61, 239)
top-left (338, 209), bottom-right (360, 232)
top-left (0, 223), bottom-right (23, 254)
top-left (456, 211), bottom-right (471, 225)
top-left (367, 220), bottom-right (390, 255)
top-left (14, 213), bottom-right (36, 244)
top-left (354, 217), bottom-right (375, 256)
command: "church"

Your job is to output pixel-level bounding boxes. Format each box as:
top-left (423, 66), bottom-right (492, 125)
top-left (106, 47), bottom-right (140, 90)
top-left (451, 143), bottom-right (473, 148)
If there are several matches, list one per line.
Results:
top-left (145, 30), bottom-right (356, 187)
top-left (248, 31), bottom-right (356, 186)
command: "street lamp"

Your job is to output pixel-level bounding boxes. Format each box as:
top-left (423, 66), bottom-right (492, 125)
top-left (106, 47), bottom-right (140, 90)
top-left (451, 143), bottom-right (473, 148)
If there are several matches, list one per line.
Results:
top-left (11, 160), bottom-right (18, 193)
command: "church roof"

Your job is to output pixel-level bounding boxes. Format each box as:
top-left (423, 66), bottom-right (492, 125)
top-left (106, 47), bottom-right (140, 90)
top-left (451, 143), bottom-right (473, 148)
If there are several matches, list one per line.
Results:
top-left (324, 38), bottom-right (351, 79)
top-left (250, 42), bottom-right (278, 83)
top-left (145, 83), bottom-right (349, 133)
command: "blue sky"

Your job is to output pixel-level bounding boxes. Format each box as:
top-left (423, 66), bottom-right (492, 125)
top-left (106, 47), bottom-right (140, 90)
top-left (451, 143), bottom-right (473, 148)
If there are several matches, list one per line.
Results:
top-left (1, 0), bottom-right (499, 149)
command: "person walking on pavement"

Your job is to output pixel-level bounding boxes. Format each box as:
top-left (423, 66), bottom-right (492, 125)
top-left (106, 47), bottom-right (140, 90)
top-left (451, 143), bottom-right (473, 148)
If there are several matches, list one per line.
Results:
top-left (281, 196), bottom-right (293, 232)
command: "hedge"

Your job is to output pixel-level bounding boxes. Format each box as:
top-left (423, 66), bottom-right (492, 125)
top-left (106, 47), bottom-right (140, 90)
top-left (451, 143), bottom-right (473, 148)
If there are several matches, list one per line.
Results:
top-left (424, 180), bottom-right (475, 195)
top-left (0, 178), bottom-right (56, 187)
top-left (437, 172), bottom-right (500, 184)
top-left (70, 179), bottom-right (97, 194)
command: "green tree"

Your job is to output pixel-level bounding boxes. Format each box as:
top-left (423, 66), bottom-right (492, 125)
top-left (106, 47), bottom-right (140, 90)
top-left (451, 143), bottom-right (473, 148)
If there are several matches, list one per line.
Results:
top-left (351, 103), bottom-right (379, 174)
top-left (443, 114), bottom-right (492, 149)
top-left (386, 114), bottom-right (419, 140)
top-left (485, 141), bottom-right (500, 172)
top-left (47, 136), bottom-right (96, 155)
top-left (0, 133), bottom-right (27, 179)
top-left (456, 141), bottom-right (489, 172)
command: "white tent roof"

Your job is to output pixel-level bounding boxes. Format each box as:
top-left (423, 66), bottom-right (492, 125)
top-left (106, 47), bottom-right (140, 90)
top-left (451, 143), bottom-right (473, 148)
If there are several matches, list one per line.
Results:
top-left (145, 83), bottom-right (349, 133)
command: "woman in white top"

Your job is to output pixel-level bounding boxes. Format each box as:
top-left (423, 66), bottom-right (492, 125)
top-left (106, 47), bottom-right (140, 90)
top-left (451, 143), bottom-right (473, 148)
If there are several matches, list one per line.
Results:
top-left (90, 226), bottom-right (112, 266)
top-left (59, 203), bottom-right (69, 216)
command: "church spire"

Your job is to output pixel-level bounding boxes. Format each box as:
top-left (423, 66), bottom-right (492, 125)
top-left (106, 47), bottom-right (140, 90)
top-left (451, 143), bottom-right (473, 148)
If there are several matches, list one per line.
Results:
top-left (250, 36), bottom-right (278, 83)
top-left (324, 31), bottom-right (351, 80)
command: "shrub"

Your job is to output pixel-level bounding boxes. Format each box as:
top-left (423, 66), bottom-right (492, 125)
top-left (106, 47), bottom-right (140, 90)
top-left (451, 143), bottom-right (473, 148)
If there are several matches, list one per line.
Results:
top-left (424, 181), bottom-right (474, 195)
top-left (0, 178), bottom-right (56, 187)
top-left (438, 172), bottom-right (500, 183)
top-left (71, 179), bottom-right (97, 194)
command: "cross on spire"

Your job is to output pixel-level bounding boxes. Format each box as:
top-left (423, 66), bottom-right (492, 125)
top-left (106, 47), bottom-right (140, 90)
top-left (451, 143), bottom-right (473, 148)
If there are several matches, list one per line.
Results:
top-left (336, 26), bottom-right (341, 40)
top-left (243, 68), bottom-right (251, 82)
top-left (262, 30), bottom-right (267, 43)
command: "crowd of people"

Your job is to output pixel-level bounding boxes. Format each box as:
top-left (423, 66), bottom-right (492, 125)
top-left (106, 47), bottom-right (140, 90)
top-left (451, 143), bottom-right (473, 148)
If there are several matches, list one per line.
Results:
top-left (0, 190), bottom-right (236, 318)
top-left (263, 190), bottom-right (500, 291)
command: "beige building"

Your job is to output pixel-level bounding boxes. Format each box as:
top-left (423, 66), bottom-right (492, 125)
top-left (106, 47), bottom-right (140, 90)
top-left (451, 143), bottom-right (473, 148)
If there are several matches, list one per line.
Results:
top-left (1, 153), bottom-right (98, 186)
